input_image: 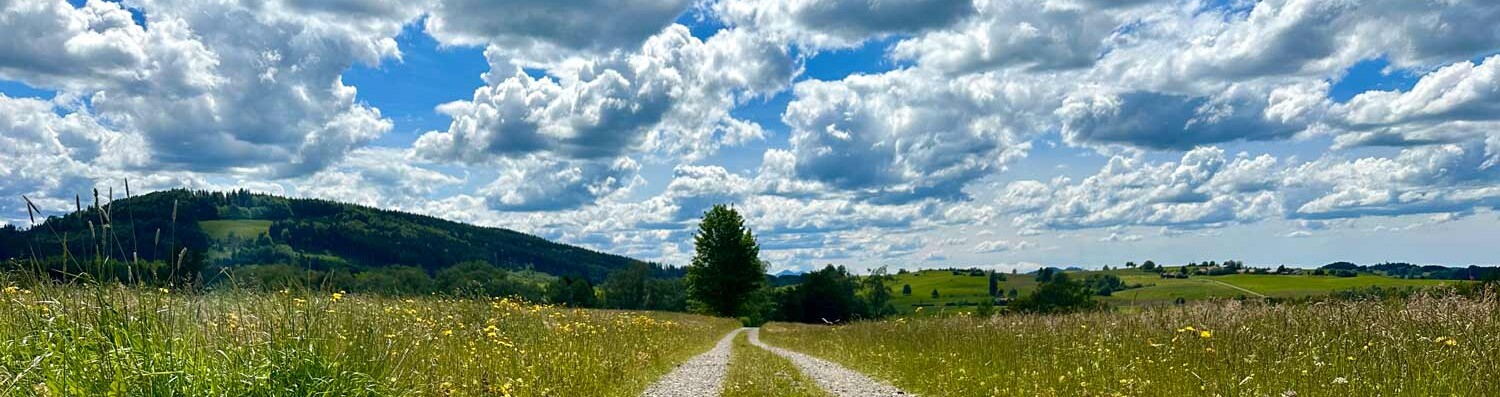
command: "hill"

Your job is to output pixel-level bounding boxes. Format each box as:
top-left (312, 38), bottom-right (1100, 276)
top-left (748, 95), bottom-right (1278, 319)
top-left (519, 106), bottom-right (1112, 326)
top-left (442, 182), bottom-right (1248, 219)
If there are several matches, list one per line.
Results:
top-left (886, 268), bottom-right (1460, 314)
top-left (0, 189), bottom-right (647, 283)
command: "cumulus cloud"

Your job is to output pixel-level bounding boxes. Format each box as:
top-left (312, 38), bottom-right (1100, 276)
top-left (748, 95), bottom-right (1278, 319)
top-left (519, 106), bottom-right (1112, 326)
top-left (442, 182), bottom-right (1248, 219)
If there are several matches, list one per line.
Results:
top-left (296, 148), bottom-right (463, 209)
top-left (1328, 55), bottom-right (1500, 148)
top-left (1097, 0), bottom-right (1500, 86)
top-left (1000, 147), bottom-right (1282, 230)
top-left (0, 0), bottom-right (220, 93)
top-left (0, 94), bottom-right (134, 219)
top-left (0, 0), bottom-right (421, 177)
top-left (481, 156), bottom-right (643, 211)
top-left (426, 0), bottom-right (692, 64)
top-left (781, 68), bottom-right (1048, 202)
top-left (1100, 232), bottom-right (1143, 243)
top-left (891, 0), bottom-right (1136, 73)
top-left (972, 238), bottom-right (1033, 253)
top-left (1057, 83), bottom-right (1323, 149)
top-left (413, 25), bottom-right (794, 164)
top-left (5, 0), bottom-right (1500, 267)
top-left (1283, 143), bottom-right (1500, 220)
top-left (713, 0), bottom-right (973, 50)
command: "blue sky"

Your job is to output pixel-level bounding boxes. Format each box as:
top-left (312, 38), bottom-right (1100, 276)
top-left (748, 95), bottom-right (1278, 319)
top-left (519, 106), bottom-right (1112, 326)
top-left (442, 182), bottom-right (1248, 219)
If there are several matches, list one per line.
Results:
top-left (4, 0), bottom-right (1500, 272)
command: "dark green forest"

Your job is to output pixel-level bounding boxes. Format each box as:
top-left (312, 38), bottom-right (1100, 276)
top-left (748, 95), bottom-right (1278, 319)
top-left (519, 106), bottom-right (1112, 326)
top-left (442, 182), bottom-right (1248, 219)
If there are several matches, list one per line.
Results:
top-left (0, 189), bottom-right (658, 289)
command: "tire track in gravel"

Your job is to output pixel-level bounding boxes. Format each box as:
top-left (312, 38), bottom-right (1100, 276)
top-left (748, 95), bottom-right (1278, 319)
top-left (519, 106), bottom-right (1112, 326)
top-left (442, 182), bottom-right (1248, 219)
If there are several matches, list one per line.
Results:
top-left (641, 328), bottom-right (743, 397)
top-left (746, 328), bottom-right (909, 397)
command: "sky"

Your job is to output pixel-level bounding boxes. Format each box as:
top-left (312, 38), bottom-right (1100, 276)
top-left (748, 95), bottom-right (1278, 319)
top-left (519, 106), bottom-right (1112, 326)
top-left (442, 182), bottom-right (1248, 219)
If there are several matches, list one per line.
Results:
top-left (3, 0), bottom-right (1500, 272)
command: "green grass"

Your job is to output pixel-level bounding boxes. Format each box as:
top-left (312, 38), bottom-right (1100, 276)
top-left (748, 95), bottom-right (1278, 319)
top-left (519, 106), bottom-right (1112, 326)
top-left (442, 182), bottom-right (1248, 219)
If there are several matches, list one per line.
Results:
top-left (1210, 273), bottom-right (1453, 297)
top-left (198, 219), bottom-right (273, 240)
top-left (888, 270), bottom-right (1038, 314)
top-left (888, 268), bottom-right (1470, 311)
top-left (0, 281), bottom-right (738, 396)
top-left (722, 330), bottom-right (828, 397)
top-left (1102, 276), bottom-right (1247, 305)
top-left (762, 291), bottom-right (1500, 396)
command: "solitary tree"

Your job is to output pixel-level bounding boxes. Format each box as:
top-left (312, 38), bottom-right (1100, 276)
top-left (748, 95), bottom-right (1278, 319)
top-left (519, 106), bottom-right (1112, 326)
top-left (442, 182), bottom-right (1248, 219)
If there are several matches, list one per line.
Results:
top-left (901, 284), bottom-right (912, 296)
top-left (686, 205), bottom-right (765, 317)
top-left (988, 271), bottom-right (999, 297)
top-left (931, 288), bottom-right (940, 299)
top-left (861, 266), bottom-right (896, 318)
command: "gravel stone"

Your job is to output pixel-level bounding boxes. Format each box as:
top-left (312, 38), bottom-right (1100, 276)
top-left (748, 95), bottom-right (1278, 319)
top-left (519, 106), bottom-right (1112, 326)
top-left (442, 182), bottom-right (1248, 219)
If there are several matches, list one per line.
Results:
top-left (747, 328), bottom-right (909, 397)
top-left (642, 328), bottom-right (743, 397)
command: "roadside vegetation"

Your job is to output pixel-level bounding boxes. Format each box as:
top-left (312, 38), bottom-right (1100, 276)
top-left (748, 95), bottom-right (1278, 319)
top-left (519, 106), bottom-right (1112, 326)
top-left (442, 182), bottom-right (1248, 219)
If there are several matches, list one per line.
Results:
top-left (760, 288), bottom-right (1500, 396)
top-left (721, 331), bottom-right (828, 397)
top-left (0, 278), bottom-right (737, 396)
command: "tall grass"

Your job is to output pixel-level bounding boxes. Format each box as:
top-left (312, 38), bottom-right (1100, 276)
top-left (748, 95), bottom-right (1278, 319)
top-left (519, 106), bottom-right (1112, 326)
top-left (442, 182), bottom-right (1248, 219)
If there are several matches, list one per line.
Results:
top-left (761, 292), bottom-right (1500, 396)
top-left (3, 187), bottom-right (740, 395)
top-left (0, 279), bottom-right (737, 395)
top-left (721, 331), bottom-right (827, 397)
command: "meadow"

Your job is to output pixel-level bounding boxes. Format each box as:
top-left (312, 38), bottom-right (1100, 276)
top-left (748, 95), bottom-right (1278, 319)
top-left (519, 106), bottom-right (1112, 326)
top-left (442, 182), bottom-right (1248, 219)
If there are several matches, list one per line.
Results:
top-left (888, 268), bottom-right (1457, 313)
top-left (197, 219), bottom-right (273, 240)
top-left (761, 289), bottom-right (1500, 396)
top-left (0, 280), bottom-right (737, 396)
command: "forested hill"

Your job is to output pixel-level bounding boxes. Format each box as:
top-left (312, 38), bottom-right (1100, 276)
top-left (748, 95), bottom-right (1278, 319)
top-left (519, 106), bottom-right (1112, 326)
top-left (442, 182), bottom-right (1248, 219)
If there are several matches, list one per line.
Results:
top-left (0, 189), bottom-right (646, 281)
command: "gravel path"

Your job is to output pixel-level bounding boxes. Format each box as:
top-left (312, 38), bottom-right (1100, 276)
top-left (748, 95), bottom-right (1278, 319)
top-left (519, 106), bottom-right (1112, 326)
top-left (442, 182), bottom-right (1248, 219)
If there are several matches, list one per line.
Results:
top-left (1203, 279), bottom-right (1268, 298)
top-left (746, 328), bottom-right (909, 397)
top-left (641, 328), bottom-right (743, 397)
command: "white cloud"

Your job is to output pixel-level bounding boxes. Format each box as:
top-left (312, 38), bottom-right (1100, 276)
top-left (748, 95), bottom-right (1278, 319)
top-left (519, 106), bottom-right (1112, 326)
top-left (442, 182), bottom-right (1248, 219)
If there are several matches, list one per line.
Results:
top-left (972, 238), bottom-right (1033, 253)
top-left (781, 68), bottom-right (1048, 202)
top-left (426, 0), bottom-right (692, 65)
top-left (413, 25), bottom-right (794, 165)
top-left (1056, 82), bottom-right (1322, 149)
top-left (891, 0), bottom-right (1137, 73)
top-left (713, 0), bottom-right (973, 50)
top-left (0, 94), bottom-right (132, 219)
top-left (295, 147), bottom-right (463, 209)
top-left (1334, 55), bottom-right (1500, 131)
top-left (1283, 143), bottom-right (1500, 220)
top-left (1100, 232), bottom-right (1143, 242)
top-left (5, 0), bottom-right (1500, 268)
top-left (0, 0), bottom-right (422, 177)
top-left (0, 0), bottom-right (220, 93)
top-left (1001, 147), bottom-right (1283, 230)
top-left (482, 156), bottom-right (643, 211)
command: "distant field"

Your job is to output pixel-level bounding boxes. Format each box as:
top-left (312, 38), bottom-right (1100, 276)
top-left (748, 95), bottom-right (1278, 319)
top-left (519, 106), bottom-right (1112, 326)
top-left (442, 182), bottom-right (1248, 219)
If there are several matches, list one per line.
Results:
top-left (887, 268), bottom-right (1466, 313)
top-left (1211, 273), bottom-right (1453, 297)
top-left (198, 219), bottom-right (272, 240)
top-left (887, 270), bottom-right (1038, 315)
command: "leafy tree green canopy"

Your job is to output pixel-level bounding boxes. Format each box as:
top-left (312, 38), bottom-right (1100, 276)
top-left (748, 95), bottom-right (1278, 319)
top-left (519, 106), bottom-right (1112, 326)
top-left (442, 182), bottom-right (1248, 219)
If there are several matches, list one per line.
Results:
top-left (1010, 273), bottom-right (1102, 314)
top-left (686, 205), bottom-right (765, 317)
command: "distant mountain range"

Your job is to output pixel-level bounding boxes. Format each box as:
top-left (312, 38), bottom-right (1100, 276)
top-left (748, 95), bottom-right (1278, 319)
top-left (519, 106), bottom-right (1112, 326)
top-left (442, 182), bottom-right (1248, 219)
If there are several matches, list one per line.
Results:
top-left (1, 189), bottom-right (648, 281)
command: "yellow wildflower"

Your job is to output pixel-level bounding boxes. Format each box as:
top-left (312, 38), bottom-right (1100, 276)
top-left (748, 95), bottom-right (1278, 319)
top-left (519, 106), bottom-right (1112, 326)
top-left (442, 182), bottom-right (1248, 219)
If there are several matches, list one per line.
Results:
top-left (1199, 330), bottom-right (1212, 339)
top-left (331, 292), bottom-right (344, 302)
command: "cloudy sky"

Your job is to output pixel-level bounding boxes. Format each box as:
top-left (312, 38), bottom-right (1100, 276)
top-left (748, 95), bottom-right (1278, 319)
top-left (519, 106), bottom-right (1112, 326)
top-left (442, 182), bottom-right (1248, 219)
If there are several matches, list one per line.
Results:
top-left (3, 0), bottom-right (1500, 272)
